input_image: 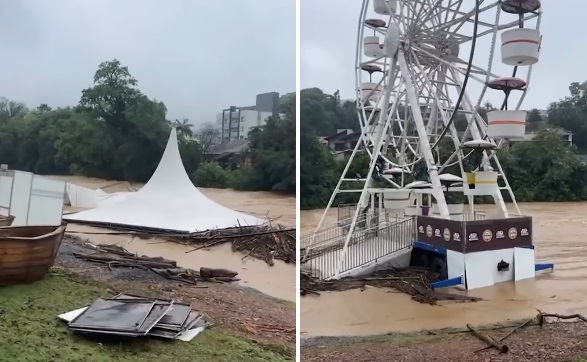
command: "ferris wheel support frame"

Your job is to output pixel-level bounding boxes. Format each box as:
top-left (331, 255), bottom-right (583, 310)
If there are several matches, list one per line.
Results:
top-left (311, 0), bottom-right (545, 277)
top-left (334, 45), bottom-right (462, 278)
top-left (333, 53), bottom-right (398, 277)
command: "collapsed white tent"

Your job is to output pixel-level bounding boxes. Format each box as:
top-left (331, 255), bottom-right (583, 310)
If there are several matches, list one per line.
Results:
top-left (64, 128), bottom-right (265, 233)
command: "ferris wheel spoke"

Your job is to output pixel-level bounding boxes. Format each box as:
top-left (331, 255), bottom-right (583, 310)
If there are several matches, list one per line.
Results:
top-left (429, 1), bottom-right (495, 34)
top-left (409, 45), bottom-right (490, 83)
top-left (336, 0), bottom-right (544, 229)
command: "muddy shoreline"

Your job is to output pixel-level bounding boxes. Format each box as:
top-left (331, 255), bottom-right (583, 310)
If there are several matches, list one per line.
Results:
top-left (301, 319), bottom-right (587, 361)
top-left (58, 234), bottom-right (295, 305)
top-left (54, 236), bottom-right (296, 350)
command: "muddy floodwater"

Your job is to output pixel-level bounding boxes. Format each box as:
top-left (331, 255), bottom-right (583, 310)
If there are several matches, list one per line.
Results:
top-left (300, 202), bottom-right (587, 337)
top-left (57, 176), bottom-right (296, 302)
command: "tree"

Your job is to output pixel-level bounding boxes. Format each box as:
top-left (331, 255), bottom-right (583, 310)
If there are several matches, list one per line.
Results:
top-left (195, 122), bottom-right (221, 155)
top-left (547, 82), bottom-right (587, 152)
top-left (245, 110), bottom-right (296, 193)
top-left (499, 128), bottom-right (587, 201)
top-left (173, 118), bottom-right (194, 139)
top-left (0, 97), bottom-right (27, 123)
top-left (526, 108), bottom-right (543, 131)
top-left (193, 162), bottom-right (229, 188)
top-left (0, 59), bottom-right (294, 196)
top-left (299, 87), bottom-right (587, 209)
top-left (300, 88), bottom-right (358, 136)
top-left (299, 121), bottom-right (338, 208)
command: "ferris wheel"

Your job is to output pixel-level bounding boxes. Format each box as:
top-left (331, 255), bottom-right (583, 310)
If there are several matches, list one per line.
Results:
top-left (316, 0), bottom-right (542, 237)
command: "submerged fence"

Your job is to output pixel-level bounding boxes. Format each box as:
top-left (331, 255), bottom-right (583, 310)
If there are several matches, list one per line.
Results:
top-left (302, 216), bottom-right (415, 280)
top-left (301, 204), bottom-right (489, 280)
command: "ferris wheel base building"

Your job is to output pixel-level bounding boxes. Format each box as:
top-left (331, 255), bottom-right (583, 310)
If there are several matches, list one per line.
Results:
top-left (303, 0), bottom-right (553, 291)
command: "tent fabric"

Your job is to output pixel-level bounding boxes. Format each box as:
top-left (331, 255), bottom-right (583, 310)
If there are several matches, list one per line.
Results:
top-left (63, 128), bottom-right (265, 233)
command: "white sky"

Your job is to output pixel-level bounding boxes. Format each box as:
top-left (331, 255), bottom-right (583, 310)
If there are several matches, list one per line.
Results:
top-left (301, 1), bottom-right (584, 111)
top-left (0, 0), bottom-right (296, 125)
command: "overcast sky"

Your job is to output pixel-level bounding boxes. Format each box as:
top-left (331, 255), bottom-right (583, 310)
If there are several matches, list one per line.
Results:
top-left (301, 1), bottom-right (583, 111)
top-left (0, 0), bottom-right (295, 125)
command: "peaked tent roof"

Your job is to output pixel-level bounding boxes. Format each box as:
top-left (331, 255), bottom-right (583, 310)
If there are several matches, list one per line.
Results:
top-left (63, 128), bottom-right (265, 233)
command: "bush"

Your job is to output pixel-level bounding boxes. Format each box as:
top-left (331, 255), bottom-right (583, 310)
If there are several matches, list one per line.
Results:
top-left (192, 162), bottom-right (229, 188)
top-left (228, 168), bottom-right (254, 190)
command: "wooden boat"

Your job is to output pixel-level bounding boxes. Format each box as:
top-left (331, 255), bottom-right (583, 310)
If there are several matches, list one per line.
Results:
top-left (0, 215), bottom-right (15, 227)
top-left (0, 223), bottom-right (66, 285)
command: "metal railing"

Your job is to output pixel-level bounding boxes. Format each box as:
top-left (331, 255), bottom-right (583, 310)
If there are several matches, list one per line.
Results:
top-left (304, 216), bottom-right (415, 280)
top-left (301, 211), bottom-right (389, 252)
top-left (337, 203), bottom-right (356, 222)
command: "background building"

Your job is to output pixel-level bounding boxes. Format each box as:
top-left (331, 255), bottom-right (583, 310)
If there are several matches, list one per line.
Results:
top-left (217, 92), bottom-right (280, 143)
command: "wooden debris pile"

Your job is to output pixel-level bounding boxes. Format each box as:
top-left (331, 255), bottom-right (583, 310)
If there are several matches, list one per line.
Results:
top-left (72, 241), bottom-right (239, 285)
top-left (300, 267), bottom-right (482, 305)
top-left (186, 224), bottom-right (296, 266)
top-left (240, 318), bottom-right (296, 341)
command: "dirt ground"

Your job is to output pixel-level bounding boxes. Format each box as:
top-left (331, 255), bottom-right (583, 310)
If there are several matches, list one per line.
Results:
top-left (56, 236), bottom-right (296, 353)
top-left (301, 321), bottom-right (587, 362)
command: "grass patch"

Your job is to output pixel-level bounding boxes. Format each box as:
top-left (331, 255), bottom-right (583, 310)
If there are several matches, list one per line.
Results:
top-left (278, 299), bottom-right (296, 309)
top-left (0, 269), bottom-right (292, 362)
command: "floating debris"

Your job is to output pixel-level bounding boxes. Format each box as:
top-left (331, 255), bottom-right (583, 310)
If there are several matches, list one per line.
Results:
top-left (70, 240), bottom-right (239, 285)
top-left (58, 293), bottom-right (207, 341)
top-left (300, 267), bottom-right (482, 305)
top-left (185, 224), bottom-right (296, 266)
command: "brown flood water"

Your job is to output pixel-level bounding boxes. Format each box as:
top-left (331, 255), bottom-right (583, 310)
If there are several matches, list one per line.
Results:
top-left (300, 202), bottom-right (587, 337)
top-left (58, 176), bottom-right (296, 302)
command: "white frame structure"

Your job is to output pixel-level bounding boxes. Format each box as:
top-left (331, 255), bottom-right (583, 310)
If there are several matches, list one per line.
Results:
top-left (312, 0), bottom-right (543, 278)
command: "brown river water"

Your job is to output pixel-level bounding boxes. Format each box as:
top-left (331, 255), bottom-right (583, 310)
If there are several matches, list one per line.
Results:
top-left (300, 202), bottom-right (587, 337)
top-left (57, 176), bottom-right (296, 302)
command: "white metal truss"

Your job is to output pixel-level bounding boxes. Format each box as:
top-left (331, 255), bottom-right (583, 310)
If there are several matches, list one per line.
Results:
top-left (311, 0), bottom-right (542, 278)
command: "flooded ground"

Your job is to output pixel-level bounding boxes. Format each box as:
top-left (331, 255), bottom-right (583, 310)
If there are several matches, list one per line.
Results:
top-left (300, 202), bottom-right (587, 337)
top-left (57, 176), bottom-right (296, 302)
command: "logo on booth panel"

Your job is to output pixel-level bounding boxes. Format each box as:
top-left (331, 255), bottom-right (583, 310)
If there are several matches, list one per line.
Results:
top-left (443, 228), bottom-right (451, 241)
top-left (496, 230), bottom-right (505, 239)
top-left (425, 225), bottom-right (432, 237)
top-left (434, 228), bottom-right (441, 238)
top-left (418, 225), bottom-right (424, 234)
top-left (521, 228), bottom-right (529, 236)
top-left (468, 232), bottom-right (478, 241)
top-left (453, 232), bottom-right (461, 242)
top-left (482, 229), bottom-right (493, 242)
top-left (508, 227), bottom-right (518, 240)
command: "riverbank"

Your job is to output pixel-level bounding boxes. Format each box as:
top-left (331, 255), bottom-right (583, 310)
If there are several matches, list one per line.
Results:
top-left (0, 269), bottom-right (294, 362)
top-left (301, 319), bottom-right (587, 361)
top-left (0, 236), bottom-right (296, 361)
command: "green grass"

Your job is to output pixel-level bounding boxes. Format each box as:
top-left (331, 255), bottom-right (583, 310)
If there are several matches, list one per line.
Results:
top-left (0, 269), bottom-right (293, 362)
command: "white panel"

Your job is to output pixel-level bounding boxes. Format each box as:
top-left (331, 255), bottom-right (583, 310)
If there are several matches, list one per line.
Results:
top-left (514, 247), bottom-right (536, 281)
top-left (0, 175), bottom-right (13, 211)
top-left (10, 171), bottom-right (33, 226)
top-left (465, 251), bottom-right (494, 290)
top-left (28, 176), bottom-right (66, 226)
top-left (491, 248), bottom-right (515, 285)
top-left (446, 250), bottom-right (465, 286)
top-left (66, 183), bottom-right (100, 208)
top-left (64, 128), bottom-right (264, 233)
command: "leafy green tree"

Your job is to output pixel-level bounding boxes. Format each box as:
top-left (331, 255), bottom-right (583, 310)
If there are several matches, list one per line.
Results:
top-left (299, 121), bottom-right (338, 209)
top-left (547, 82), bottom-right (587, 152)
top-left (193, 162), bottom-right (229, 188)
top-left (300, 88), bottom-right (358, 136)
top-left (0, 59), bottom-right (292, 195)
top-left (299, 87), bottom-right (587, 209)
top-left (246, 111), bottom-right (296, 193)
top-left (499, 128), bottom-right (587, 201)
